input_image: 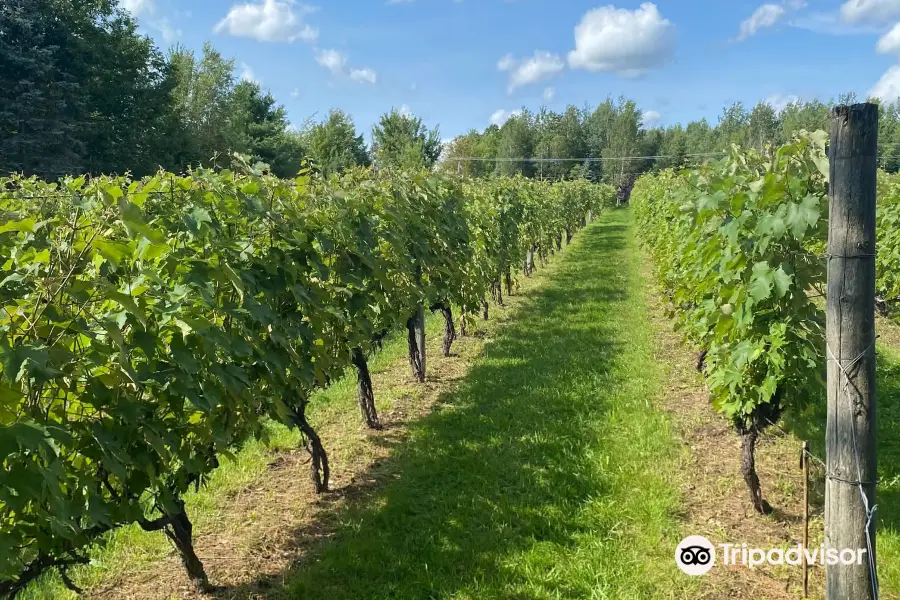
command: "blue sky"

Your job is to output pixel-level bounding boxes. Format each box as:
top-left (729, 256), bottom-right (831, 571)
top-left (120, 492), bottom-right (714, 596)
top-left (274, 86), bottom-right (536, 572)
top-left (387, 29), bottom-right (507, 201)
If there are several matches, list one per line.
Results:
top-left (123, 0), bottom-right (900, 142)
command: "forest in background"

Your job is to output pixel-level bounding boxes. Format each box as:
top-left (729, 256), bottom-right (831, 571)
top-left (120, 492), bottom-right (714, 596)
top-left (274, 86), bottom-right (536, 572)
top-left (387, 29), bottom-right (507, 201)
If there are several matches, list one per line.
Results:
top-left (4, 0), bottom-right (900, 186)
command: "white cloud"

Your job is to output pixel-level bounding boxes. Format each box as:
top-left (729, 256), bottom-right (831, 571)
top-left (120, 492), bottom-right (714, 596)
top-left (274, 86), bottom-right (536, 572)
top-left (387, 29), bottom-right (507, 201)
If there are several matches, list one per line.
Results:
top-left (737, 4), bottom-right (786, 40)
top-left (766, 93), bottom-right (799, 112)
top-left (214, 0), bottom-right (318, 43)
top-left (568, 2), bottom-right (675, 77)
top-left (490, 109), bottom-right (522, 126)
top-left (120, 0), bottom-right (154, 16)
top-left (150, 18), bottom-right (182, 42)
top-left (289, 88), bottom-right (300, 98)
top-left (870, 65), bottom-right (900, 102)
top-left (497, 51), bottom-right (564, 93)
top-left (239, 62), bottom-right (259, 84)
top-left (543, 87), bottom-right (555, 102)
top-left (315, 50), bottom-right (377, 85)
top-left (790, 11), bottom-right (880, 34)
top-left (497, 54), bottom-right (517, 71)
top-left (877, 22), bottom-right (900, 53)
top-left (350, 68), bottom-right (377, 84)
top-left (643, 109), bottom-right (661, 124)
top-left (398, 104), bottom-right (412, 117)
top-left (316, 49), bottom-right (347, 74)
top-left (841, 0), bottom-right (900, 23)
top-left (119, 1), bottom-right (185, 44)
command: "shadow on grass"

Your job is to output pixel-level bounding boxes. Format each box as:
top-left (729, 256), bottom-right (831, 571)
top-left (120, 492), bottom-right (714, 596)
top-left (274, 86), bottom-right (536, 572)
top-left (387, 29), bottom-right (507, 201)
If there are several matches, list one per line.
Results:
top-left (212, 220), bottom-right (657, 599)
top-left (783, 350), bottom-right (900, 534)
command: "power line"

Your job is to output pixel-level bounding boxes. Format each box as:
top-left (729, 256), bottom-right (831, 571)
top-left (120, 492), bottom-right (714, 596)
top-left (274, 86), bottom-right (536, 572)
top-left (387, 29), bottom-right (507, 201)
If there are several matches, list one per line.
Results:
top-left (453, 152), bottom-right (727, 163)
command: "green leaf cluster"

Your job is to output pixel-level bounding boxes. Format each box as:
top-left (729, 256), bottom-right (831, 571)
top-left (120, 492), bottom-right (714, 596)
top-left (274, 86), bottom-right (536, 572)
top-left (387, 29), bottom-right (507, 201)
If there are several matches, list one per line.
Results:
top-left (631, 132), bottom-right (829, 426)
top-left (0, 162), bottom-right (612, 589)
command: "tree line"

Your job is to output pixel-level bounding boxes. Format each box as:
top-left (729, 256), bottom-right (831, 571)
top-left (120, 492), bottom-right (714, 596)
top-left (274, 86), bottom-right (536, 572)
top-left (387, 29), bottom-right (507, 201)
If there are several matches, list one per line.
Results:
top-left (5, 0), bottom-right (900, 183)
top-left (440, 93), bottom-right (900, 189)
top-left (0, 0), bottom-right (442, 180)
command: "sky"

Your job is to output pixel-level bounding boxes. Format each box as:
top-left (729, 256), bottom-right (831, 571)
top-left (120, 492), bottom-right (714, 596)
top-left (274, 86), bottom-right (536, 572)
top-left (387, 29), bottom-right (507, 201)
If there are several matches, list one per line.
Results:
top-left (121, 0), bottom-right (900, 142)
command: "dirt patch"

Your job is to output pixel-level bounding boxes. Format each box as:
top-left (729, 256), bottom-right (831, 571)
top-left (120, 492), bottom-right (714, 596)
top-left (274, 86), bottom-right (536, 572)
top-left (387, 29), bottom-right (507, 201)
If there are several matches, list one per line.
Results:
top-left (643, 264), bottom-right (824, 600)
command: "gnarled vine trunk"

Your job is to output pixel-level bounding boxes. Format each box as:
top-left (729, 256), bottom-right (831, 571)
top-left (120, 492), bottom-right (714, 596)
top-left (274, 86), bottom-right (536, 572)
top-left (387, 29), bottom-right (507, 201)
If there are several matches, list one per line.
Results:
top-left (351, 347), bottom-right (380, 429)
top-left (481, 297), bottom-right (489, 320)
top-left (739, 426), bottom-right (771, 514)
top-left (289, 400), bottom-right (330, 493)
top-left (505, 269), bottom-right (512, 297)
top-left (707, 351), bottom-right (778, 515)
top-left (430, 303), bottom-right (456, 356)
top-left (459, 312), bottom-right (468, 337)
top-left (407, 307), bottom-right (426, 382)
top-left (556, 233), bottom-right (562, 251)
top-left (565, 228), bottom-right (573, 244)
top-left (160, 501), bottom-right (210, 591)
top-left (734, 395), bottom-right (782, 515)
top-left (492, 280), bottom-right (504, 306)
top-left (440, 305), bottom-right (455, 356)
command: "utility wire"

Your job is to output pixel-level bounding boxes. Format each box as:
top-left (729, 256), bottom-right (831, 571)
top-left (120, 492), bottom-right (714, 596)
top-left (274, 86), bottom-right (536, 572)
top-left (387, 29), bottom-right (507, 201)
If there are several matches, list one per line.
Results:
top-left (452, 152), bottom-right (727, 163)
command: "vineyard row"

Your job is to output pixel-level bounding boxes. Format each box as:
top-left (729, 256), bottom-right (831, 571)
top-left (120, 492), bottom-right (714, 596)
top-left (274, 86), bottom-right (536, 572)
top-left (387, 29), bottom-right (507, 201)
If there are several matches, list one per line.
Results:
top-left (632, 129), bottom-right (900, 516)
top-left (0, 160), bottom-right (615, 596)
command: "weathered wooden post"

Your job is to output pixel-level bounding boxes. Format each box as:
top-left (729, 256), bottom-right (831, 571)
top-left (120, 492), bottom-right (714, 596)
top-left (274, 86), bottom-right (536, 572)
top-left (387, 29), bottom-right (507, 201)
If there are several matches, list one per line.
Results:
top-left (826, 102), bottom-right (879, 600)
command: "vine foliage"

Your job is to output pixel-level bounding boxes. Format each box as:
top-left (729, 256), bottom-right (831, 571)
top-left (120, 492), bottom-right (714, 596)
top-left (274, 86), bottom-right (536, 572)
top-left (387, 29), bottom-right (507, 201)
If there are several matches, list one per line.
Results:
top-left (0, 160), bottom-right (614, 595)
top-left (631, 132), bottom-right (829, 512)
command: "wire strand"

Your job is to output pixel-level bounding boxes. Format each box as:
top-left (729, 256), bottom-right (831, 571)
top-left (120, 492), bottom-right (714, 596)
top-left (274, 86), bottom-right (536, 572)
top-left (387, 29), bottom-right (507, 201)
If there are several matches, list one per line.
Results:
top-left (825, 340), bottom-right (880, 600)
top-left (452, 152), bottom-right (727, 163)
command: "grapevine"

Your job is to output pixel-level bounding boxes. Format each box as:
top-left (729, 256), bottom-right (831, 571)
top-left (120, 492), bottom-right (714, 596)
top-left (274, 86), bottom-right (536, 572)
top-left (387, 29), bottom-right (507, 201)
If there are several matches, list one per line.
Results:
top-left (631, 132), bottom-right (829, 513)
top-left (0, 160), bottom-right (614, 595)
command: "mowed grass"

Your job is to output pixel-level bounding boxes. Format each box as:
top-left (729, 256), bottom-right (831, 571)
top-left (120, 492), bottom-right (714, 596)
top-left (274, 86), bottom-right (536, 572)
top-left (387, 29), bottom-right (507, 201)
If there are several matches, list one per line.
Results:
top-left (21, 310), bottom-right (450, 599)
top-left (23, 209), bottom-right (693, 599)
top-left (280, 209), bottom-right (695, 599)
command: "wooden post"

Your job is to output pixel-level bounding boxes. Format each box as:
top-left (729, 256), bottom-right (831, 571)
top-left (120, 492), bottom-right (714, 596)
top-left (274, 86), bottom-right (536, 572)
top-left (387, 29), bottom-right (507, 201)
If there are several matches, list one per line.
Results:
top-left (825, 102), bottom-right (878, 600)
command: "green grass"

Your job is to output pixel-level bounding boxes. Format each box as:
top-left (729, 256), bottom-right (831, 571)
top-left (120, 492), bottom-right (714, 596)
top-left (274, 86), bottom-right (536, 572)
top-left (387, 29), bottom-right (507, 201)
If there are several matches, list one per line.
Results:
top-left (873, 344), bottom-right (900, 596)
top-left (258, 209), bottom-right (694, 599)
top-left (22, 309), bottom-right (450, 599)
top-left (24, 209), bottom-right (694, 599)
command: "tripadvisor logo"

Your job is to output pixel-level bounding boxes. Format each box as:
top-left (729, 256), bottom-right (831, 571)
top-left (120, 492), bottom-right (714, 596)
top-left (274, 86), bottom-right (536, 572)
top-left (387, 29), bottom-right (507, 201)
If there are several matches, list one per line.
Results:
top-left (675, 536), bottom-right (715, 576)
top-left (675, 535), bottom-right (868, 575)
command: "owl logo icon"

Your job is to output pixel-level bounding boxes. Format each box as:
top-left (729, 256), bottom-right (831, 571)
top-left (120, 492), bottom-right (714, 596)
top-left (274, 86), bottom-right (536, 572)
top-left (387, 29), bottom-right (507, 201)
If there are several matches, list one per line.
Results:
top-left (675, 536), bottom-right (716, 575)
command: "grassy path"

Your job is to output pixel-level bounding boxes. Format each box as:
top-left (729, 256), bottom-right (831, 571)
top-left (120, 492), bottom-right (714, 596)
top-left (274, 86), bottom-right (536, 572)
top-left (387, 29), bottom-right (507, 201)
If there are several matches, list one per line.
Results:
top-left (33, 207), bottom-right (900, 599)
top-left (278, 209), bottom-right (692, 599)
top-left (28, 209), bottom-right (693, 599)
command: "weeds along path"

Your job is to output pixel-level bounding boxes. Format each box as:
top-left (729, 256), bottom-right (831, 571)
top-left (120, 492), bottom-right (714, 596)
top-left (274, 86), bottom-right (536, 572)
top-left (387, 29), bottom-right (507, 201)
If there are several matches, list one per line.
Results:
top-left (31, 208), bottom-right (693, 600)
